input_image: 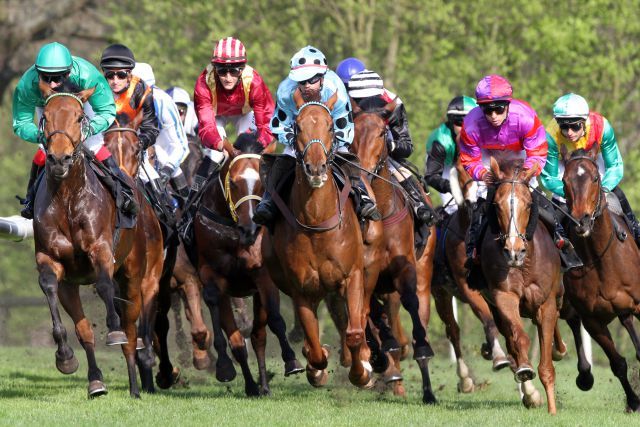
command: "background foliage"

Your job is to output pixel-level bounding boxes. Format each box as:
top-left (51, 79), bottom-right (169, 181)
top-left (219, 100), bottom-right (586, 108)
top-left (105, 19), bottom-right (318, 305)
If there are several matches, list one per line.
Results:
top-left (1, 0), bottom-right (640, 351)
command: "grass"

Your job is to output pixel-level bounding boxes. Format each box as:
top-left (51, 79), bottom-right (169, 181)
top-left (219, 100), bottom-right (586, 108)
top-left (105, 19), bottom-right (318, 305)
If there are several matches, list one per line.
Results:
top-left (0, 343), bottom-right (639, 427)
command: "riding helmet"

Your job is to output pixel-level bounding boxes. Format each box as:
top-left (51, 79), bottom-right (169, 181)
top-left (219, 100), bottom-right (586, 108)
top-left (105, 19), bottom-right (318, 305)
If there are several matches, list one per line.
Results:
top-left (35, 42), bottom-right (73, 74)
top-left (100, 44), bottom-right (136, 70)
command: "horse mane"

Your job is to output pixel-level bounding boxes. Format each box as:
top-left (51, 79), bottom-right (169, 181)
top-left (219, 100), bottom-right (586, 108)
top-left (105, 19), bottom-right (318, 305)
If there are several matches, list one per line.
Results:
top-left (498, 159), bottom-right (525, 178)
top-left (52, 80), bottom-right (83, 94)
top-left (233, 132), bottom-right (264, 154)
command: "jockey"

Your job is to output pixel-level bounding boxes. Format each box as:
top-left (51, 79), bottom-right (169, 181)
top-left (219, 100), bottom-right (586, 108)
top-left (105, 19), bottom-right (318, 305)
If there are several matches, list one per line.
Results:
top-left (335, 57), bottom-right (366, 87)
top-left (166, 86), bottom-right (198, 139)
top-left (425, 95), bottom-right (477, 215)
top-left (348, 69), bottom-right (435, 226)
top-left (132, 62), bottom-right (189, 205)
top-left (252, 46), bottom-right (381, 226)
top-left (460, 74), bottom-right (582, 270)
top-left (13, 42), bottom-right (137, 220)
top-left (187, 36), bottom-right (275, 208)
top-left (541, 93), bottom-right (640, 244)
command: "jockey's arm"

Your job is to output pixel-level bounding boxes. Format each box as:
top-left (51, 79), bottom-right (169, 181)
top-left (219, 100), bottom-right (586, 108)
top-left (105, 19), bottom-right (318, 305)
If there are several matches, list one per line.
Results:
top-left (156, 91), bottom-right (188, 171)
top-left (194, 70), bottom-right (224, 150)
top-left (248, 72), bottom-right (276, 147)
top-left (521, 115), bottom-right (547, 174)
top-left (459, 126), bottom-right (486, 180)
top-left (331, 99), bottom-right (354, 148)
top-left (388, 102), bottom-right (413, 159)
top-left (12, 81), bottom-right (40, 143)
top-left (600, 119), bottom-right (623, 192)
top-left (138, 85), bottom-right (159, 149)
top-left (424, 140), bottom-right (451, 194)
top-left (540, 133), bottom-right (565, 197)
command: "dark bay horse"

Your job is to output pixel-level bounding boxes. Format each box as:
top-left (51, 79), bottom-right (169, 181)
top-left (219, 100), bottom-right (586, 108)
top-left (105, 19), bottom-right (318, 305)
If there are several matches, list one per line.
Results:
top-left (562, 147), bottom-right (640, 412)
top-left (194, 133), bottom-right (303, 396)
top-left (479, 158), bottom-right (562, 414)
top-left (34, 82), bottom-right (147, 398)
top-left (262, 90), bottom-right (373, 389)
top-left (350, 101), bottom-right (436, 403)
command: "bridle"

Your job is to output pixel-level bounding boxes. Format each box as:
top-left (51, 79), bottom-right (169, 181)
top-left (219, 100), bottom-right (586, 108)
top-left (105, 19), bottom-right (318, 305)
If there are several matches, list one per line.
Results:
top-left (494, 169), bottom-right (530, 246)
top-left (564, 155), bottom-right (604, 222)
top-left (219, 153), bottom-right (263, 223)
top-left (103, 125), bottom-right (141, 175)
top-left (293, 101), bottom-right (336, 172)
top-left (40, 92), bottom-right (90, 160)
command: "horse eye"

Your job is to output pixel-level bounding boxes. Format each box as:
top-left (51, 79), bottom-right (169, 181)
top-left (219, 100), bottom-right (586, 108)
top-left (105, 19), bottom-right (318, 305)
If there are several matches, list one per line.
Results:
top-left (592, 175), bottom-right (598, 183)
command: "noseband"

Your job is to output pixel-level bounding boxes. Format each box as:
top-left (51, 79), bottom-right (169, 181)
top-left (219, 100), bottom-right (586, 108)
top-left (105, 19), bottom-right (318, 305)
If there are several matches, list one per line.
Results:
top-left (565, 155), bottom-right (604, 221)
top-left (221, 153), bottom-right (263, 223)
top-left (294, 101), bottom-right (335, 166)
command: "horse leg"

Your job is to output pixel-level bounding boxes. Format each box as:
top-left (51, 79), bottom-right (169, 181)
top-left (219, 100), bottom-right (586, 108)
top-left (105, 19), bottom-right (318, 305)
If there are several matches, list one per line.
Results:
top-left (36, 258), bottom-right (77, 375)
top-left (179, 273), bottom-right (212, 370)
top-left (117, 274), bottom-right (144, 399)
top-left (432, 286), bottom-right (474, 393)
top-left (250, 292), bottom-right (270, 395)
top-left (91, 247), bottom-right (125, 345)
top-left (565, 312), bottom-right (593, 391)
top-left (257, 273), bottom-right (303, 377)
top-left (552, 323), bottom-right (568, 361)
top-left (296, 298), bottom-right (329, 387)
top-left (535, 299), bottom-right (558, 414)
top-left (324, 291), bottom-right (350, 367)
top-left (343, 269), bottom-right (374, 389)
top-left (202, 280), bottom-right (236, 382)
top-left (170, 288), bottom-right (191, 367)
top-left (384, 293), bottom-right (410, 360)
top-left (57, 283), bottom-right (105, 398)
top-left (582, 317), bottom-right (640, 411)
top-left (232, 297), bottom-right (253, 338)
top-left (153, 281), bottom-right (179, 390)
top-left (136, 269), bottom-right (163, 394)
top-left (492, 291), bottom-right (533, 382)
top-left (619, 314), bottom-right (640, 363)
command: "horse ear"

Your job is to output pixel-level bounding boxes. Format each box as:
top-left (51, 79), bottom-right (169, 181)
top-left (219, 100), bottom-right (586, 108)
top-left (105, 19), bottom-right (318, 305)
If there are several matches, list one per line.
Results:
top-left (350, 97), bottom-right (361, 115)
top-left (522, 163), bottom-right (539, 182)
top-left (293, 88), bottom-right (305, 109)
top-left (77, 86), bottom-right (95, 103)
top-left (490, 156), bottom-right (502, 179)
top-left (39, 80), bottom-right (54, 98)
top-left (587, 142), bottom-right (599, 159)
top-left (263, 139), bottom-right (277, 154)
top-left (326, 91), bottom-right (338, 111)
top-left (560, 144), bottom-right (569, 164)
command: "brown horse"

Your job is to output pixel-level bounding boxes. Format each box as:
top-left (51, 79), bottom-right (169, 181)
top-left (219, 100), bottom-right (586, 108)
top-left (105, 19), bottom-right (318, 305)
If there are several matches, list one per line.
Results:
top-left (433, 161), bottom-right (511, 392)
top-left (479, 158), bottom-right (562, 414)
top-left (562, 147), bottom-right (640, 412)
top-left (34, 82), bottom-right (147, 398)
top-left (262, 90), bottom-right (373, 389)
top-left (349, 101), bottom-right (437, 403)
top-left (193, 133), bottom-right (303, 396)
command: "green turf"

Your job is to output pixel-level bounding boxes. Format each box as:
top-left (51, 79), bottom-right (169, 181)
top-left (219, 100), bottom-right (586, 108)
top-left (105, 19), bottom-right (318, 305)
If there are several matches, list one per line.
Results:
top-left (0, 344), bottom-right (638, 427)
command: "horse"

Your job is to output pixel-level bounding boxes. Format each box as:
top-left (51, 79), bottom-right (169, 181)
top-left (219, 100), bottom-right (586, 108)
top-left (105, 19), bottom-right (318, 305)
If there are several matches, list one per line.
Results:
top-left (349, 100), bottom-right (437, 403)
top-left (102, 114), bottom-right (170, 392)
top-left (432, 161), bottom-right (511, 392)
top-left (33, 81), bottom-right (147, 398)
top-left (477, 157), bottom-right (562, 414)
top-left (262, 90), bottom-right (373, 389)
top-left (193, 133), bottom-right (303, 396)
top-left (562, 146), bottom-right (640, 412)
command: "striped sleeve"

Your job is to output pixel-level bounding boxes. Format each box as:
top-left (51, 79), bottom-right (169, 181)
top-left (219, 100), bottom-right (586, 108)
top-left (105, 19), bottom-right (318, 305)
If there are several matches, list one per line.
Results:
top-left (459, 126), bottom-right (485, 180)
top-left (522, 114), bottom-right (547, 175)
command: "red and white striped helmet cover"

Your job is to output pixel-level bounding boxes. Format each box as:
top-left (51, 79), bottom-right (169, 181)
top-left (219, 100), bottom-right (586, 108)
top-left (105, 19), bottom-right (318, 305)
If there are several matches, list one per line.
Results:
top-left (211, 37), bottom-right (247, 64)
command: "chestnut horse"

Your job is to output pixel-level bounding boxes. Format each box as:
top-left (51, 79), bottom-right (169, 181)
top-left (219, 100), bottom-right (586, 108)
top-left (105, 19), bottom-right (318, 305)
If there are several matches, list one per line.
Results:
top-left (262, 91), bottom-right (373, 389)
top-left (194, 133), bottom-right (303, 396)
top-left (34, 82), bottom-right (147, 398)
top-left (562, 147), bottom-right (640, 412)
top-left (479, 158), bottom-right (562, 414)
top-left (350, 102), bottom-right (437, 403)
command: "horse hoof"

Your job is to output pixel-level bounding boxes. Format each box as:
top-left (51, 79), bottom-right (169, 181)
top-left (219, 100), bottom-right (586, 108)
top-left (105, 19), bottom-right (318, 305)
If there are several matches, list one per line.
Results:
top-left (306, 365), bottom-right (329, 387)
top-left (287, 328), bottom-right (304, 344)
top-left (423, 390), bottom-right (438, 405)
top-left (413, 345), bottom-right (435, 361)
top-left (88, 380), bottom-right (108, 399)
top-left (480, 342), bottom-right (492, 360)
top-left (56, 355), bottom-right (79, 375)
top-left (552, 348), bottom-right (567, 361)
top-left (514, 365), bottom-right (536, 383)
top-left (155, 367), bottom-right (181, 390)
top-left (106, 330), bottom-right (128, 346)
top-left (381, 338), bottom-right (400, 353)
top-left (136, 338), bottom-right (144, 350)
top-left (383, 368), bottom-right (403, 384)
top-left (284, 359), bottom-right (304, 377)
top-left (215, 358), bottom-right (237, 383)
top-left (193, 354), bottom-right (211, 371)
top-left (457, 377), bottom-right (475, 394)
top-left (576, 371), bottom-right (594, 391)
top-left (492, 356), bottom-right (511, 371)
top-left (521, 388), bottom-right (543, 409)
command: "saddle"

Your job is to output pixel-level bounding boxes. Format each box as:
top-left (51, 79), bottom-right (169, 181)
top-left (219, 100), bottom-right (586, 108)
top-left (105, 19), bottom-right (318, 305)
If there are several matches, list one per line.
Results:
top-left (87, 157), bottom-right (136, 230)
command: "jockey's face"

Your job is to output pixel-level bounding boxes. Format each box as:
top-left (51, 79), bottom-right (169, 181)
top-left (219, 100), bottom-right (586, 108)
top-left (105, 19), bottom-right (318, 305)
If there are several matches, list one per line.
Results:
top-left (481, 102), bottom-right (509, 128)
top-left (558, 120), bottom-right (585, 143)
top-left (39, 72), bottom-right (69, 90)
top-left (298, 74), bottom-right (323, 102)
top-left (215, 65), bottom-right (243, 91)
top-left (104, 69), bottom-right (131, 94)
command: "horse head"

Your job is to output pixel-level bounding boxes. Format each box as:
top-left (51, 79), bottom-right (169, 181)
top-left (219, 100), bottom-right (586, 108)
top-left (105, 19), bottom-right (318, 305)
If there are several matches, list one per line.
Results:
top-left (491, 157), bottom-right (538, 267)
top-left (293, 89), bottom-right (337, 188)
top-left (562, 144), bottom-right (602, 236)
top-left (351, 98), bottom-right (395, 178)
top-left (224, 133), bottom-right (264, 245)
top-left (39, 80), bottom-right (94, 181)
top-left (103, 110), bottom-right (144, 177)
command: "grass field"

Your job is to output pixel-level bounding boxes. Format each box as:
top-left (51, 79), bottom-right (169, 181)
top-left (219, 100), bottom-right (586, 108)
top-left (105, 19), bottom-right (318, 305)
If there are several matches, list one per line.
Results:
top-left (0, 342), bottom-right (639, 427)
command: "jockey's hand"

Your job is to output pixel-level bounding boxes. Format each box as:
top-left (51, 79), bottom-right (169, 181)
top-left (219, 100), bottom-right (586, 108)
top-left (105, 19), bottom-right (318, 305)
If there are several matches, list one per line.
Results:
top-left (482, 170), bottom-right (497, 185)
top-left (222, 138), bottom-right (240, 158)
top-left (158, 165), bottom-right (173, 187)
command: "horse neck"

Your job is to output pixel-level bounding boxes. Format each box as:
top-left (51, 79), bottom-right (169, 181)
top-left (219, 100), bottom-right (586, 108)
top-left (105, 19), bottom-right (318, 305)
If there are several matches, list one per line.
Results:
top-left (579, 205), bottom-right (615, 255)
top-left (291, 163), bottom-right (339, 223)
top-left (456, 202), bottom-right (472, 231)
top-left (47, 156), bottom-right (88, 198)
top-left (371, 165), bottom-right (397, 216)
top-left (203, 168), bottom-right (231, 218)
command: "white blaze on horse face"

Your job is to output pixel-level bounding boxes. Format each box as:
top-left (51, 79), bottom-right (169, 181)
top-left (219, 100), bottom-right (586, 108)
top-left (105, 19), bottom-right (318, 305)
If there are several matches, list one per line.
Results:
top-left (577, 166), bottom-right (586, 177)
top-left (508, 192), bottom-right (519, 254)
top-left (239, 167), bottom-right (260, 217)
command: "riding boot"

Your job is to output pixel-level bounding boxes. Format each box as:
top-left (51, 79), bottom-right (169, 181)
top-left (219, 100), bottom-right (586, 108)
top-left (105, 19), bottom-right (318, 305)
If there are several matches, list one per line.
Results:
top-left (400, 176), bottom-right (435, 226)
top-left (464, 201), bottom-right (484, 270)
top-left (352, 179), bottom-right (382, 221)
top-left (102, 156), bottom-right (139, 215)
top-left (613, 186), bottom-right (640, 246)
top-left (19, 162), bottom-right (39, 219)
top-left (182, 156), bottom-right (219, 213)
top-left (170, 173), bottom-right (190, 209)
top-left (253, 155), bottom-right (297, 226)
top-left (554, 222), bottom-right (583, 271)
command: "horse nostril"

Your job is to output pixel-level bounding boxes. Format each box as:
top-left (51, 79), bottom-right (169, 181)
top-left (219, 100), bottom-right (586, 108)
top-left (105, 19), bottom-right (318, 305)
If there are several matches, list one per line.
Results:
top-left (319, 163), bottom-right (327, 175)
top-left (304, 163), bottom-right (313, 175)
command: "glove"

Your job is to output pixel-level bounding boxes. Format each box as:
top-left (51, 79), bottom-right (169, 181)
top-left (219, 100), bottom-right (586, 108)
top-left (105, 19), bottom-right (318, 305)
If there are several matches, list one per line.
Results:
top-left (158, 165), bottom-right (174, 187)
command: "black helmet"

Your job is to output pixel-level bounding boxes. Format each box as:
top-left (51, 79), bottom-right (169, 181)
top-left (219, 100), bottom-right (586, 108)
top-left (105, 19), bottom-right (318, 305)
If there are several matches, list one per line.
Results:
top-left (100, 44), bottom-right (135, 70)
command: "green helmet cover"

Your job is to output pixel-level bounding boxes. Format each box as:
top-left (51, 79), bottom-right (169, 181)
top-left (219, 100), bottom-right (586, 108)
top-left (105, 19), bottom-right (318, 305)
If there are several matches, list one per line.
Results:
top-left (35, 42), bottom-right (72, 74)
top-left (553, 93), bottom-right (589, 120)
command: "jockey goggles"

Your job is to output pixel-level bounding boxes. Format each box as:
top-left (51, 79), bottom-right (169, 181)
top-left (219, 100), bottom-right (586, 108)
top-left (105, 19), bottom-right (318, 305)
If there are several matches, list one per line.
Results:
top-left (39, 72), bottom-right (68, 84)
top-left (214, 65), bottom-right (244, 77)
top-left (297, 73), bottom-right (324, 86)
top-left (104, 70), bottom-right (130, 80)
top-left (557, 119), bottom-right (584, 132)
top-left (480, 101), bottom-right (509, 115)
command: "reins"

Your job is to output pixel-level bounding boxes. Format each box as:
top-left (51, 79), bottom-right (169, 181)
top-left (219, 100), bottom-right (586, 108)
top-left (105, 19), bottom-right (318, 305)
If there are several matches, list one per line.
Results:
top-left (219, 153), bottom-right (263, 223)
